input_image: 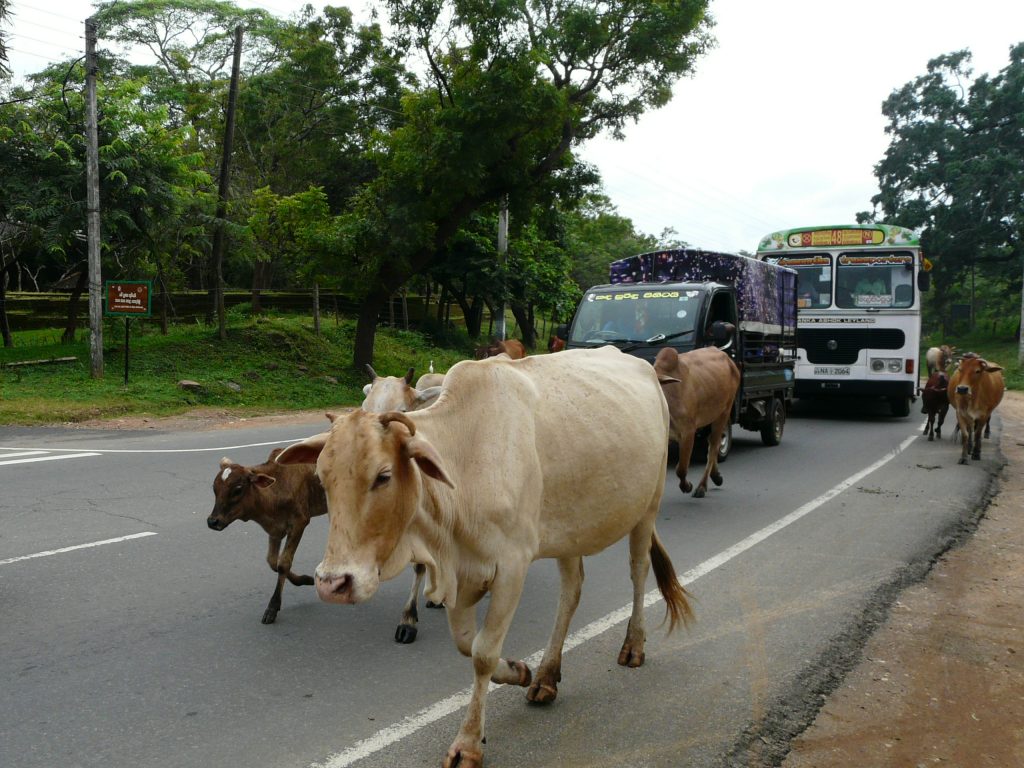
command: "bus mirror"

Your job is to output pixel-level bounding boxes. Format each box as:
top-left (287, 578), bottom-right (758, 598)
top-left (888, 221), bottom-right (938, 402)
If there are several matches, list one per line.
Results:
top-left (917, 271), bottom-right (931, 292)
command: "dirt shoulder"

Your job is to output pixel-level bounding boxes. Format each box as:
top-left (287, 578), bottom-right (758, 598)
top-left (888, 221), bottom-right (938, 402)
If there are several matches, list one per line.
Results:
top-left (782, 391), bottom-right (1024, 767)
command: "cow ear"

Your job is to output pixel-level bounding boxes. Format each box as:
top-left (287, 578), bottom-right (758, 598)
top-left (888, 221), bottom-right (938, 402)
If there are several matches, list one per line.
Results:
top-left (984, 363), bottom-right (1004, 373)
top-left (326, 412), bottom-right (340, 423)
top-left (403, 436), bottom-right (455, 488)
top-left (414, 386), bottom-right (442, 409)
top-left (219, 456), bottom-right (233, 468)
top-left (362, 383), bottom-right (372, 397)
top-left (658, 375), bottom-right (681, 386)
top-left (276, 433), bottom-right (328, 464)
top-left (252, 473), bottom-right (277, 489)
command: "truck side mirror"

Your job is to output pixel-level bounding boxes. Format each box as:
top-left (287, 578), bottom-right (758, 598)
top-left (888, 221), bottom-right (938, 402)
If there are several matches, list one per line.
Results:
top-left (711, 321), bottom-right (735, 345)
top-left (916, 271), bottom-right (931, 292)
top-left (554, 323), bottom-right (568, 341)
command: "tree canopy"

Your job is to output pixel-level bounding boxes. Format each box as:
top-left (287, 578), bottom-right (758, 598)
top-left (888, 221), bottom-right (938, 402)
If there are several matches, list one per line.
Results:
top-left (863, 43), bottom-right (1024, 341)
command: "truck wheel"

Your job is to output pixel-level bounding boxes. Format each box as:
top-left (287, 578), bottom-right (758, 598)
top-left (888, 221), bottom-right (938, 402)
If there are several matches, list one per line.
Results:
top-left (889, 396), bottom-right (911, 417)
top-left (760, 399), bottom-right (785, 446)
top-left (716, 423), bottom-right (732, 463)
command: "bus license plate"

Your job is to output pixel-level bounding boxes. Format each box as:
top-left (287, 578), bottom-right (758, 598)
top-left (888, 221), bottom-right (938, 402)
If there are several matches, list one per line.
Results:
top-left (814, 366), bottom-right (851, 376)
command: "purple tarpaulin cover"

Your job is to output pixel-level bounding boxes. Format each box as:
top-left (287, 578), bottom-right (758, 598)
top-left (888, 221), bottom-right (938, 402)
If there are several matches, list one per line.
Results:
top-left (609, 249), bottom-right (797, 336)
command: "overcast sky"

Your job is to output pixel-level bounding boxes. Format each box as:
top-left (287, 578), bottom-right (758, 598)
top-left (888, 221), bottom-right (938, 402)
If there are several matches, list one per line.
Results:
top-left (5, 1), bottom-right (1023, 253)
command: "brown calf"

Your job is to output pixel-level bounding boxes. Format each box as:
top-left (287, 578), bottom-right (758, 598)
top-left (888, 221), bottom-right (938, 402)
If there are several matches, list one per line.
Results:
top-left (208, 449), bottom-right (327, 624)
top-left (474, 337), bottom-right (527, 360)
top-left (653, 346), bottom-right (740, 497)
top-left (918, 370), bottom-right (949, 441)
top-left (947, 356), bottom-right (1004, 464)
top-left (547, 335), bottom-right (565, 353)
top-left (209, 447), bottom-right (434, 639)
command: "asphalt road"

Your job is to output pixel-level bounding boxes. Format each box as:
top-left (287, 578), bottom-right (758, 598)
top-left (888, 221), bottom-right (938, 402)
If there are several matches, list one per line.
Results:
top-left (0, 399), bottom-right (1000, 768)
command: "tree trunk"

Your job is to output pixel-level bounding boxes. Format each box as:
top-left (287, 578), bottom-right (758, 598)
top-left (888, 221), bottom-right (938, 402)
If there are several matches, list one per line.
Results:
top-left (313, 282), bottom-right (321, 335)
top-left (436, 286), bottom-right (447, 324)
top-left (251, 260), bottom-right (266, 315)
top-left (510, 302), bottom-right (535, 348)
top-left (0, 258), bottom-right (17, 347)
top-left (353, 290), bottom-right (389, 369)
top-left (62, 267), bottom-right (89, 344)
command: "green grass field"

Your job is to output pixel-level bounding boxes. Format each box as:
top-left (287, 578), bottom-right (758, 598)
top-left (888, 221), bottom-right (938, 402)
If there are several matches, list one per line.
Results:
top-left (0, 312), bottom-right (471, 425)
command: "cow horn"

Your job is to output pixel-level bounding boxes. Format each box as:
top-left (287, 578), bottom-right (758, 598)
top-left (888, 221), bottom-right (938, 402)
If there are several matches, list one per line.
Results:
top-left (405, 367), bottom-right (415, 385)
top-left (380, 411), bottom-right (416, 436)
top-left (365, 364), bottom-right (378, 381)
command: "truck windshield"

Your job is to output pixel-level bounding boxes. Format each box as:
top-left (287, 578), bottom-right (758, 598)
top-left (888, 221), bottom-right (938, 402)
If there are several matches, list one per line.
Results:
top-left (570, 288), bottom-right (700, 343)
top-left (835, 252), bottom-right (914, 309)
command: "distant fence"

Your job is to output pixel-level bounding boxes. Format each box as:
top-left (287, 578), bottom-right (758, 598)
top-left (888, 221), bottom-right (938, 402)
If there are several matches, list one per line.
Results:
top-left (0, 290), bottom-right (537, 337)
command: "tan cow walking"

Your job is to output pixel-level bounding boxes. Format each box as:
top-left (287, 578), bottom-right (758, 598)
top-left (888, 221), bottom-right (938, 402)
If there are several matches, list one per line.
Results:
top-left (277, 347), bottom-right (691, 768)
top-left (653, 346), bottom-right (740, 497)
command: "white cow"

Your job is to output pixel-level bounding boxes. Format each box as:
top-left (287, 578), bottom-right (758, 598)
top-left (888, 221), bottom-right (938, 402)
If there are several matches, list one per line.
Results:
top-left (278, 347), bottom-right (691, 768)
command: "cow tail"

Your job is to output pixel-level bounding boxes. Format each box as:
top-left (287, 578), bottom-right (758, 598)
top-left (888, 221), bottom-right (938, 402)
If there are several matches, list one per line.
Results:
top-left (650, 531), bottom-right (694, 632)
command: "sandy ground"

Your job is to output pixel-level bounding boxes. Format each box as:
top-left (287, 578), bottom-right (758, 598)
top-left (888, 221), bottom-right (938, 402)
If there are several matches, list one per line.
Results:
top-left (783, 391), bottom-right (1024, 767)
top-left (69, 395), bottom-right (1024, 766)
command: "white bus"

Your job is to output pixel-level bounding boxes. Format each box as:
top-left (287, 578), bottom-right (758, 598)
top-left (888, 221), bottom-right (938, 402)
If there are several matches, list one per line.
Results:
top-left (756, 224), bottom-right (931, 416)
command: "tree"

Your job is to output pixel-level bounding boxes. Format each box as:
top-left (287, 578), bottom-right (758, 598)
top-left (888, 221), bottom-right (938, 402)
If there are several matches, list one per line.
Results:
top-left (864, 44), bottom-right (1024, 350)
top-left (334, 0), bottom-right (714, 367)
top-left (0, 66), bottom-right (210, 340)
top-left (0, 0), bottom-right (10, 79)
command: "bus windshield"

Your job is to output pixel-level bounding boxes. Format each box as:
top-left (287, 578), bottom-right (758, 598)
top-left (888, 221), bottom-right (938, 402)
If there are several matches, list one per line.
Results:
top-left (835, 252), bottom-right (915, 309)
top-left (777, 255), bottom-right (831, 309)
top-left (570, 288), bottom-right (700, 343)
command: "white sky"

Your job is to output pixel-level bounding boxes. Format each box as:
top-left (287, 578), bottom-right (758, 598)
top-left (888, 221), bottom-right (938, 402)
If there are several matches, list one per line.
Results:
top-left (5, 1), bottom-right (1023, 253)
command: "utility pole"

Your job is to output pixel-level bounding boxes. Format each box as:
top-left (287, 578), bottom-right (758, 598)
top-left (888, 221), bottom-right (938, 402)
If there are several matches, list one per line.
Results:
top-left (210, 25), bottom-right (243, 341)
top-left (85, 17), bottom-right (103, 378)
top-left (494, 196), bottom-right (509, 340)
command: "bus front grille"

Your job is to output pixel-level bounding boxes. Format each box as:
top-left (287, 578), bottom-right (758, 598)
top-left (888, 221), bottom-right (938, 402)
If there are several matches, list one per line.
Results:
top-left (799, 328), bottom-right (906, 364)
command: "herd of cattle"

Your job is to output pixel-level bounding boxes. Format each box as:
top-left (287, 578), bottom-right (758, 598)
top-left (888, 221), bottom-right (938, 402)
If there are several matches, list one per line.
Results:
top-left (205, 336), bottom-right (1004, 768)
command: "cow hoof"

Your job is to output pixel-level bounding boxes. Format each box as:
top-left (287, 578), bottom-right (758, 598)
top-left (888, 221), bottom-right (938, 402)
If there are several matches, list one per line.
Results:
top-left (972, 452), bottom-right (981, 461)
top-left (958, 457), bottom-right (968, 465)
top-left (527, 682), bottom-right (559, 704)
top-left (508, 659), bottom-right (532, 687)
top-left (680, 480), bottom-right (692, 493)
top-left (711, 472), bottom-right (723, 487)
top-left (444, 746), bottom-right (483, 768)
top-left (617, 645), bottom-right (645, 668)
top-left (261, 610), bottom-right (278, 625)
top-left (395, 624), bottom-right (418, 644)
top-left (927, 434), bottom-right (934, 442)
top-left (692, 486), bottom-right (706, 499)
top-left (425, 600), bottom-right (445, 609)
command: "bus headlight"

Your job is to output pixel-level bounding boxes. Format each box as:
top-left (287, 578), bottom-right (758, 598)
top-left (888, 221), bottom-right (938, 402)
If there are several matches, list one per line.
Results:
top-left (870, 357), bottom-right (903, 373)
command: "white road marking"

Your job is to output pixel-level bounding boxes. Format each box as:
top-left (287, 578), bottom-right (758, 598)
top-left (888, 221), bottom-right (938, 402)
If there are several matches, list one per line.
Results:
top-left (0, 531), bottom-right (158, 566)
top-left (311, 432), bottom-right (919, 768)
top-left (0, 452), bottom-right (100, 466)
top-left (0, 450), bottom-right (48, 459)
top-left (0, 439), bottom-right (304, 454)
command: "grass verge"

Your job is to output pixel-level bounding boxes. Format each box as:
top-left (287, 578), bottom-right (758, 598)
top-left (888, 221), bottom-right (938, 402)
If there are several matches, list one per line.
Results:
top-left (0, 313), bottom-right (470, 425)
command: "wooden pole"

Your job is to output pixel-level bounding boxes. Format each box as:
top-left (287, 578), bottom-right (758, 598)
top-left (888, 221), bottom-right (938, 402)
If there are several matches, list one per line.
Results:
top-left (85, 17), bottom-right (103, 377)
top-left (210, 25), bottom-right (243, 341)
top-left (495, 196), bottom-right (508, 340)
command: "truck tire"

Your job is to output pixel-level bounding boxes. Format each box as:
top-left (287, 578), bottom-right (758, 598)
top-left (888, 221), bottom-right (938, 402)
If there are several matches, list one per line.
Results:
top-left (716, 423), bottom-right (732, 463)
top-left (760, 398), bottom-right (785, 446)
top-left (889, 396), bottom-right (911, 417)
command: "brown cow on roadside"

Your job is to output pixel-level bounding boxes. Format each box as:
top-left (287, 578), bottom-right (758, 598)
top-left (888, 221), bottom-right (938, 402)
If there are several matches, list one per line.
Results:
top-left (653, 345), bottom-right (740, 498)
top-left (947, 356), bottom-right (1004, 464)
top-left (547, 335), bottom-right (566, 353)
top-left (474, 337), bottom-right (527, 360)
top-left (209, 446), bottom-right (435, 640)
top-left (207, 450), bottom-right (327, 624)
top-left (918, 370), bottom-right (949, 441)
